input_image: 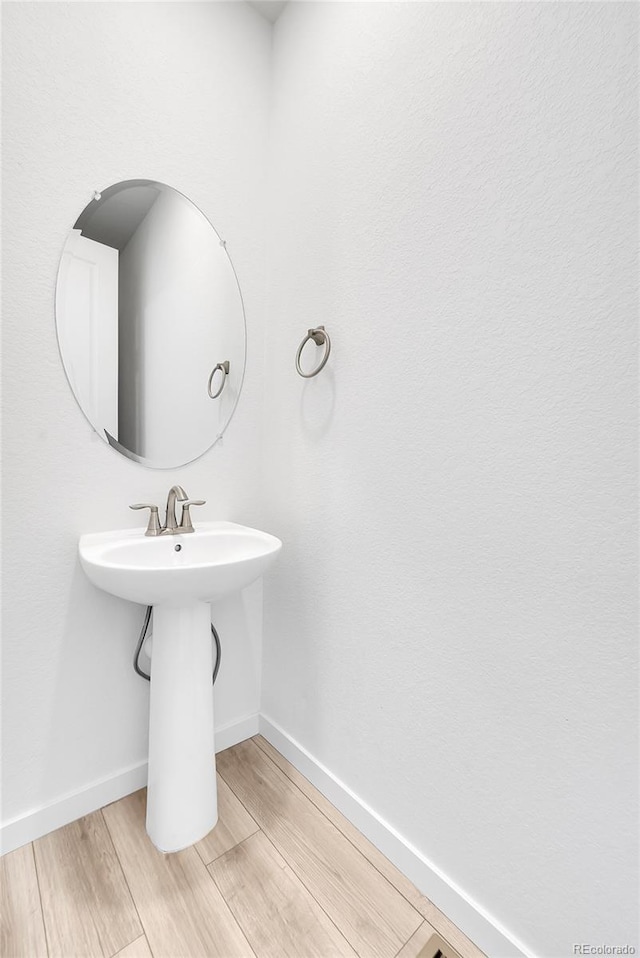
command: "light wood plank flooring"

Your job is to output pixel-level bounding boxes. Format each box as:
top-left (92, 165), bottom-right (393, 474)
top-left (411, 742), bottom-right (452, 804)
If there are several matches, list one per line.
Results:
top-left (1, 736), bottom-right (486, 958)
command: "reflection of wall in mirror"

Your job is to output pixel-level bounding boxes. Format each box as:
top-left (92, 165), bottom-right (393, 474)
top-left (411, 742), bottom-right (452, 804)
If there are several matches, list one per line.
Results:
top-left (117, 190), bottom-right (244, 464)
top-left (117, 222), bottom-right (145, 454)
top-left (56, 229), bottom-right (118, 438)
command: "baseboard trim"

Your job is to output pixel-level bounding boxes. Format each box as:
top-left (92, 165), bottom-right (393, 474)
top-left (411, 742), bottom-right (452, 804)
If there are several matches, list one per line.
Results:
top-left (0, 713), bottom-right (259, 856)
top-left (0, 761), bottom-right (149, 857)
top-left (259, 714), bottom-right (534, 958)
top-left (215, 712), bottom-right (260, 752)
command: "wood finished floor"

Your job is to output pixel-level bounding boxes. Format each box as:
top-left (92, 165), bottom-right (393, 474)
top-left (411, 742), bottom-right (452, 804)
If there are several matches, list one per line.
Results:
top-left (1, 736), bottom-right (486, 958)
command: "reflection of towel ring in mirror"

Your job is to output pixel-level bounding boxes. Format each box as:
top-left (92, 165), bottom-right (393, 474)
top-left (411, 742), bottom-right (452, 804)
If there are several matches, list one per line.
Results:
top-left (207, 360), bottom-right (230, 399)
top-left (295, 326), bottom-right (331, 378)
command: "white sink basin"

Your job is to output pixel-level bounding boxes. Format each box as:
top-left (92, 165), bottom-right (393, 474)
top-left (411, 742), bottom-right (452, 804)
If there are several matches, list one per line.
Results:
top-left (78, 518), bottom-right (282, 853)
top-left (79, 520), bottom-right (282, 606)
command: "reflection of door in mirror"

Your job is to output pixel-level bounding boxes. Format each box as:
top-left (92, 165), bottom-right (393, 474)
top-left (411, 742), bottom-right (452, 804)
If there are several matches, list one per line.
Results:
top-left (56, 229), bottom-right (118, 439)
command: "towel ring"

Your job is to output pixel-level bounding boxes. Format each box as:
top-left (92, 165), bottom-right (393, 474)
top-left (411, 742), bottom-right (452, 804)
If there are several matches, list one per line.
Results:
top-left (207, 360), bottom-right (230, 399)
top-left (295, 326), bottom-right (331, 378)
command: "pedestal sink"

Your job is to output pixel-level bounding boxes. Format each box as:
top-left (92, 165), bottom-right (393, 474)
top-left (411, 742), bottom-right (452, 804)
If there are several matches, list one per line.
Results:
top-left (79, 521), bottom-right (282, 852)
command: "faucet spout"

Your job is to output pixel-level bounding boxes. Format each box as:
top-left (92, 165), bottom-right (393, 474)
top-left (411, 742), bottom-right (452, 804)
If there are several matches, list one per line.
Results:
top-left (163, 485), bottom-right (188, 533)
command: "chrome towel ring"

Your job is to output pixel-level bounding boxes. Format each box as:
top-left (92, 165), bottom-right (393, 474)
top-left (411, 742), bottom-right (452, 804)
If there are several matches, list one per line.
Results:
top-left (207, 360), bottom-right (230, 399)
top-left (296, 326), bottom-right (331, 378)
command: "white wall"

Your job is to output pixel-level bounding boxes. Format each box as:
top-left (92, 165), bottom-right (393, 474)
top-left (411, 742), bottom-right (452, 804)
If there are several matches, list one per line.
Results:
top-left (1, 1), bottom-right (270, 831)
top-left (262, 4), bottom-right (638, 956)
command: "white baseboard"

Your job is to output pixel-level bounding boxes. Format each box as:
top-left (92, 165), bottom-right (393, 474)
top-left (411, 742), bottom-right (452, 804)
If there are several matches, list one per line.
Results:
top-left (215, 712), bottom-right (260, 752)
top-left (0, 761), bottom-right (149, 857)
top-left (0, 713), bottom-right (259, 857)
top-left (259, 714), bottom-right (534, 958)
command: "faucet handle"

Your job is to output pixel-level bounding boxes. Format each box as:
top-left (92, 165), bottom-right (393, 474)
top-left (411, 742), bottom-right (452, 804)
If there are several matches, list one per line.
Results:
top-left (179, 499), bottom-right (206, 533)
top-left (130, 503), bottom-right (162, 537)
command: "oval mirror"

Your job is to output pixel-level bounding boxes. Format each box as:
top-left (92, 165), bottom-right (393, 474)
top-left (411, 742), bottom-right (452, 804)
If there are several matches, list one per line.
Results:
top-left (55, 180), bottom-right (246, 468)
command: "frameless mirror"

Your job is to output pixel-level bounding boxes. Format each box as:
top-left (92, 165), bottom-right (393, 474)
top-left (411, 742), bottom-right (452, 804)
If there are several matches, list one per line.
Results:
top-left (55, 180), bottom-right (246, 468)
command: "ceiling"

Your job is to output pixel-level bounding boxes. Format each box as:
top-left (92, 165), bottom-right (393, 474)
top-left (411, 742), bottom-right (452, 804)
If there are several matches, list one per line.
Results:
top-left (247, 1), bottom-right (288, 24)
top-left (75, 183), bottom-right (160, 252)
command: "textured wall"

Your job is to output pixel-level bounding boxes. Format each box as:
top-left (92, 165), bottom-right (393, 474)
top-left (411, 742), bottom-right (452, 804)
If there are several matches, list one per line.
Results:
top-left (2, 3), bottom-right (638, 953)
top-left (1, 2), bottom-right (270, 824)
top-left (262, 3), bottom-right (638, 955)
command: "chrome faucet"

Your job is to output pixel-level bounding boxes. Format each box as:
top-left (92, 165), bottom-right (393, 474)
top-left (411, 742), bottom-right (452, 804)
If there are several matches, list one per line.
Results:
top-left (130, 486), bottom-right (206, 536)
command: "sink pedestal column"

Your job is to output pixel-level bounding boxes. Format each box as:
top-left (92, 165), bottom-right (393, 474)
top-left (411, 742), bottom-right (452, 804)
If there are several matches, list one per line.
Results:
top-left (145, 601), bottom-right (218, 852)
